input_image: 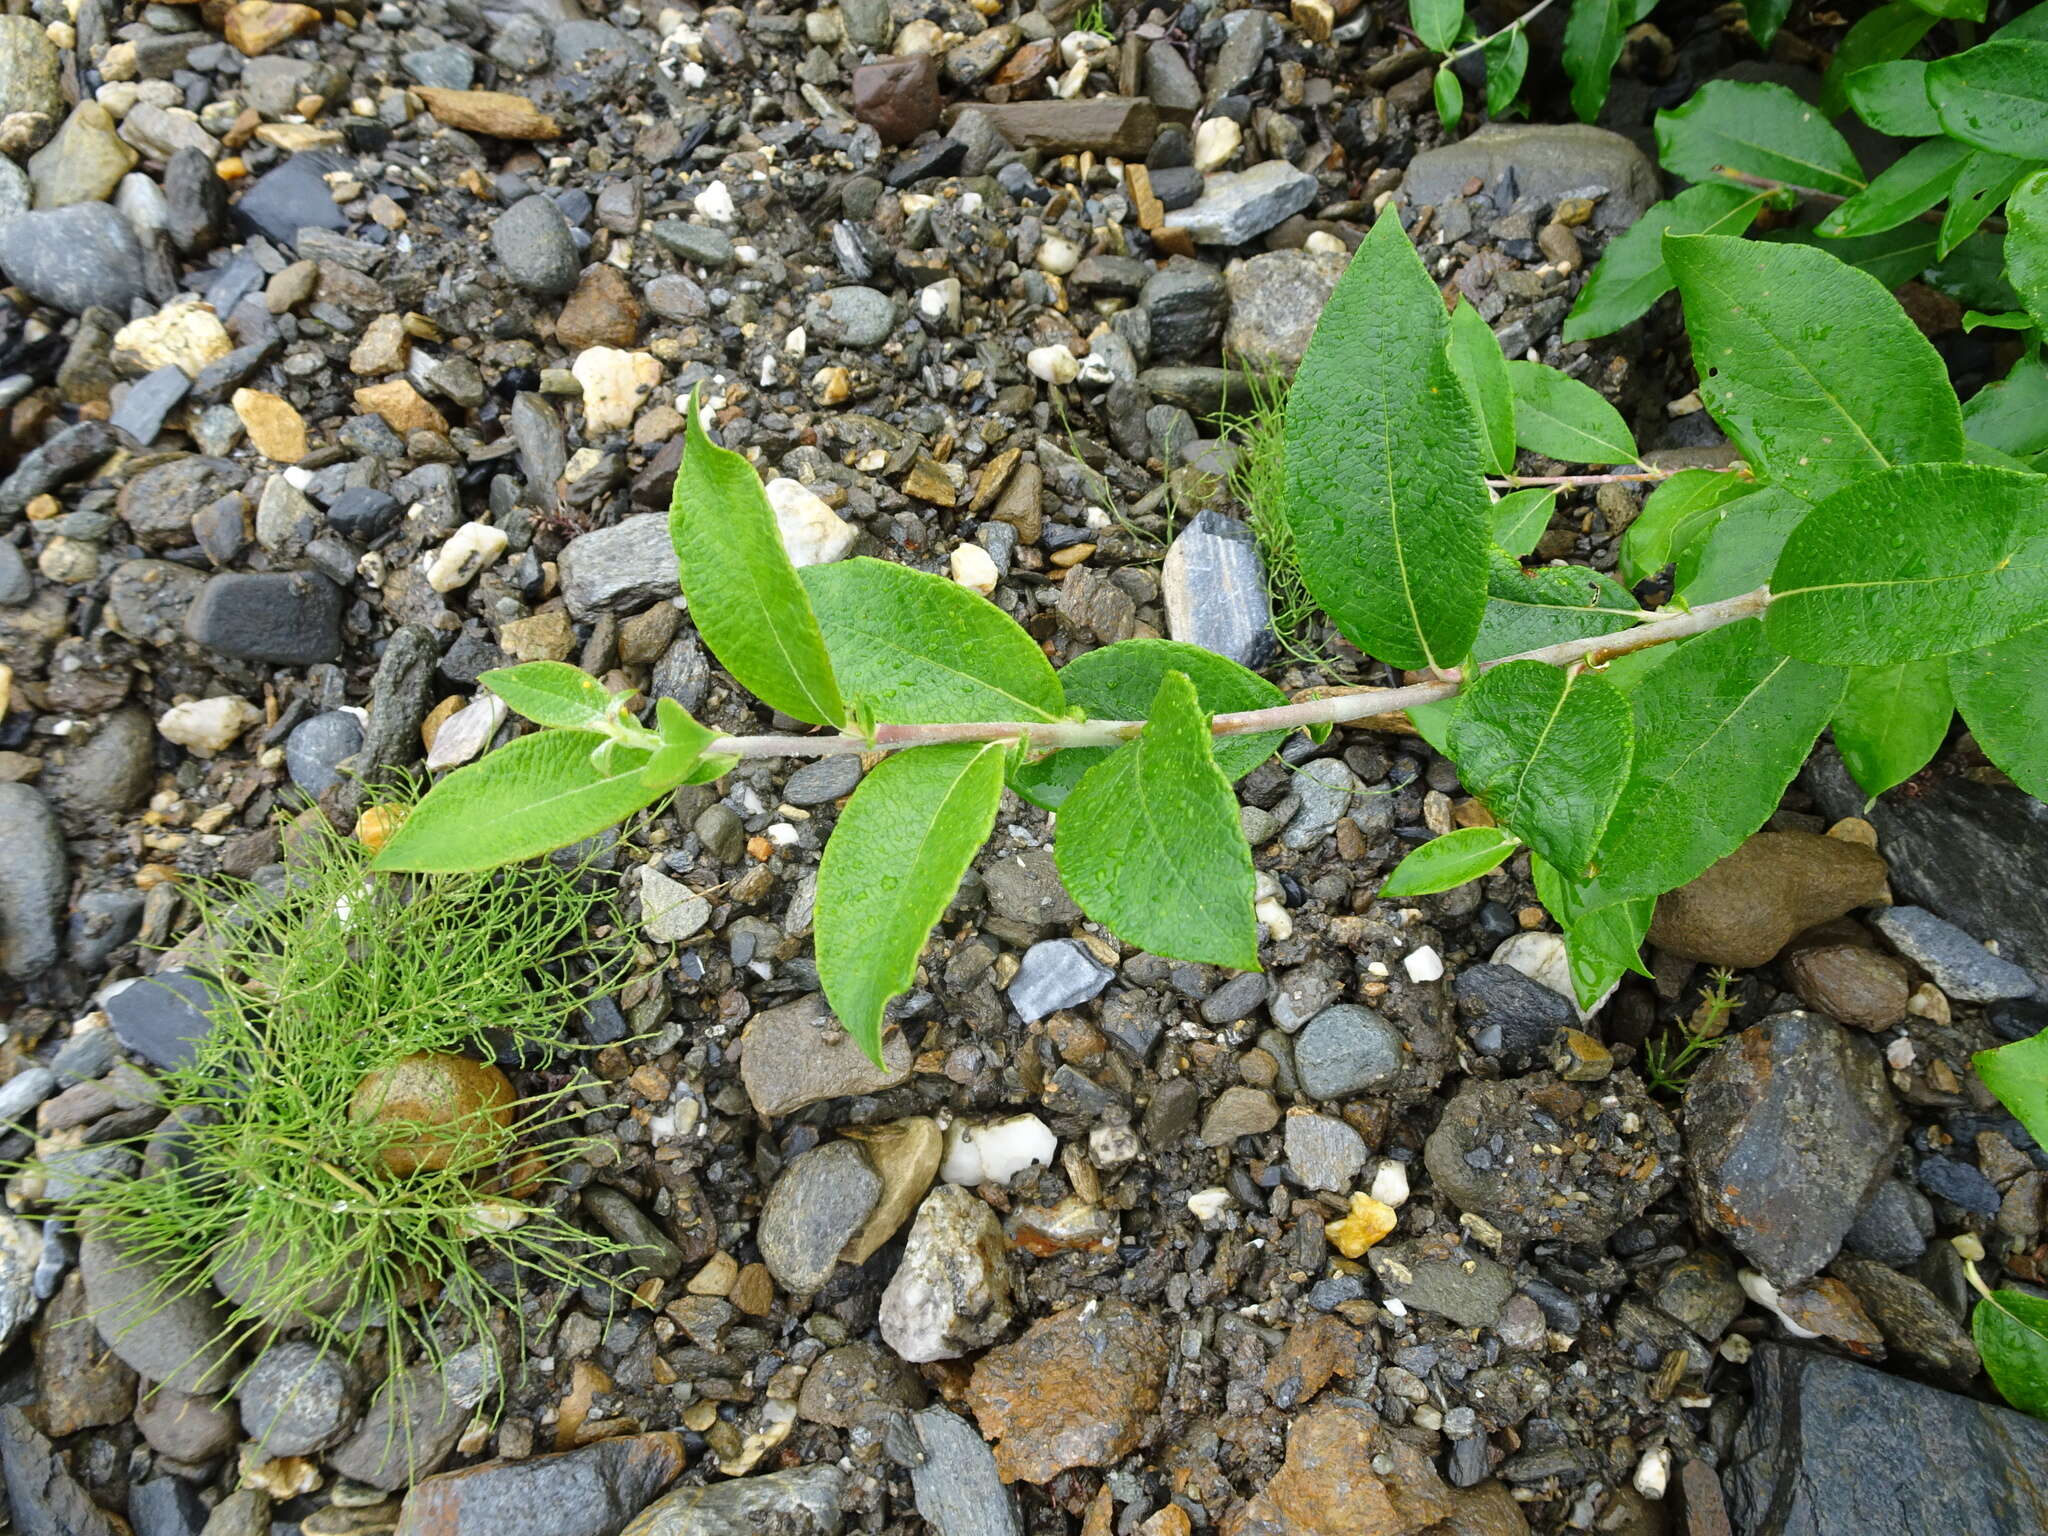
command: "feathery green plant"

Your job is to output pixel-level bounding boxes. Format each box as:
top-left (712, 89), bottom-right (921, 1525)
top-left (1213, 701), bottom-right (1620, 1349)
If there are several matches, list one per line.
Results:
top-left (50, 809), bottom-right (633, 1422)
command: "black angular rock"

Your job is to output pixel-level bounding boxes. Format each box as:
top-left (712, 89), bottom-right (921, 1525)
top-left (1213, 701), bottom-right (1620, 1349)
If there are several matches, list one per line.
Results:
top-left (324, 484), bottom-right (402, 542)
top-left (128, 1477), bottom-right (207, 1536)
top-left (163, 145), bottom-right (228, 257)
top-left (105, 971), bottom-right (224, 1072)
top-left (0, 1406), bottom-right (126, 1536)
top-left (0, 421), bottom-right (117, 524)
top-left (183, 570), bottom-right (345, 665)
top-left (1454, 963), bottom-right (1575, 1071)
top-left (1682, 1011), bottom-right (1905, 1287)
top-left (0, 204), bottom-right (146, 314)
top-left (109, 365), bottom-right (190, 445)
top-left (1805, 744), bottom-right (2048, 989)
top-left (1725, 1345), bottom-right (2048, 1535)
top-left (232, 151), bottom-right (351, 250)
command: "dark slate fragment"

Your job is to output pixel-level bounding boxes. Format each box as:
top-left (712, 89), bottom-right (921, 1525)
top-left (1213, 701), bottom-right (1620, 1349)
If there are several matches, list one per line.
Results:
top-left (1725, 1344), bottom-right (2048, 1536)
top-left (231, 151), bottom-right (351, 250)
top-left (105, 970), bottom-right (224, 1072)
top-left (183, 569), bottom-right (345, 665)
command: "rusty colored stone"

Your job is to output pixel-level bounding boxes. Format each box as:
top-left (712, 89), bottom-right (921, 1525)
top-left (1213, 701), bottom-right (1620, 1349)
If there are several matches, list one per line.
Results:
top-left (413, 87), bottom-right (560, 140)
top-left (1649, 830), bottom-right (1889, 969)
top-left (963, 98), bottom-right (1182, 158)
top-left (990, 36), bottom-right (1057, 94)
top-left (555, 266), bottom-right (642, 351)
top-left (849, 55), bottom-right (940, 147)
top-left (965, 1298), bottom-right (1168, 1483)
top-left (1261, 1314), bottom-right (1370, 1411)
top-left (1225, 1401), bottom-right (1456, 1536)
top-left (353, 380), bottom-right (449, 438)
top-left (349, 1052), bottom-right (514, 1176)
top-left (223, 0), bottom-right (320, 56)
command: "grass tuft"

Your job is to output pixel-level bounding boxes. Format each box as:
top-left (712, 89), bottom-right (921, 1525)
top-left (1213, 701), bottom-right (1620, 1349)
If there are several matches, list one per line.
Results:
top-left (46, 804), bottom-right (634, 1439)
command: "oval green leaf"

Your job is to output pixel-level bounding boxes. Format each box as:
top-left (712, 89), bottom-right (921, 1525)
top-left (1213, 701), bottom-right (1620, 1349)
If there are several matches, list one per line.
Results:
top-left (1381, 826), bottom-right (1518, 898)
top-left (669, 400), bottom-right (844, 728)
top-left (1450, 660), bottom-right (1635, 877)
top-left (1483, 23), bottom-right (1529, 116)
top-left (2007, 170), bottom-right (2048, 333)
top-left (800, 557), bottom-right (1063, 725)
top-left (1011, 638), bottom-right (1286, 811)
top-left (1974, 1286), bottom-right (2048, 1421)
top-left (370, 730), bottom-right (674, 873)
top-left (1845, 60), bottom-right (1942, 137)
top-left (1832, 661), bottom-right (1953, 799)
top-left (1490, 487), bottom-right (1557, 559)
top-left (1410, 0), bottom-right (1462, 53)
top-left (1448, 301), bottom-right (1515, 476)
top-left (1620, 468), bottom-right (1757, 585)
top-left (1563, 0), bottom-right (1624, 122)
top-left (1951, 622), bottom-right (2048, 799)
top-left (1433, 64), bottom-right (1463, 134)
top-left (1929, 39), bottom-right (2048, 159)
top-left (481, 661), bottom-right (617, 731)
top-left (1974, 1027), bottom-right (2048, 1156)
top-left (1585, 621), bottom-right (1847, 906)
top-left (1666, 234), bottom-right (1963, 499)
top-left (1766, 463), bottom-right (2048, 665)
top-left (1054, 671), bottom-right (1260, 970)
top-left (1822, 3), bottom-right (1939, 118)
top-left (816, 741), bottom-right (1006, 1065)
top-left (1655, 81), bottom-right (1866, 198)
top-left (1673, 484), bottom-right (1811, 608)
top-left (1565, 183), bottom-right (1766, 343)
top-left (1474, 555), bottom-right (1640, 662)
top-left (1282, 210), bottom-right (1491, 672)
top-left (1505, 361), bottom-right (1639, 465)
top-left (1818, 138), bottom-right (1972, 239)
top-left (1940, 149), bottom-right (2033, 257)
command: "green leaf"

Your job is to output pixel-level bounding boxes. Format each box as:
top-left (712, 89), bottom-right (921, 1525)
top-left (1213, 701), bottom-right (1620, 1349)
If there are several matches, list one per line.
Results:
top-left (1449, 660), bottom-right (1634, 875)
top-left (1908, 0), bottom-right (1985, 18)
top-left (1563, 0), bottom-right (1624, 123)
top-left (1282, 210), bottom-right (1491, 672)
top-left (1818, 138), bottom-right (1972, 239)
top-left (1823, 3), bottom-right (1940, 119)
top-left (1973, 1286), bottom-right (2048, 1421)
top-left (1410, 0), bottom-right (1462, 52)
top-left (1976, 1028), bottom-right (2048, 1162)
top-left (1434, 64), bottom-right (1464, 133)
top-left (1655, 81), bottom-right (1866, 198)
top-left (1381, 826), bottom-right (1518, 897)
top-left (1941, 149), bottom-right (2033, 257)
top-left (1448, 301), bottom-right (1516, 475)
top-left (643, 696), bottom-right (718, 788)
top-left (1743, 0), bottom-right (1791, 48)
top-left (1929, 40), bottom-right (2048, 160)
top-left (815, 741), bottom-right (1005, 1065)
top-left (1534, 854), bottom-right (1653, 1006)
top-left (1584, 621), bottom-right (1847, 906)
top-left (1846, 60), bottom-right (1943, 136)
top-left (1766, 463), bottom-right (2048, 665)
top-left (2006, 170), bottom-right (2048, 332)
top-left (1474, 556), bottom-right (1641, 661)
top-left (799, 557), bottom-right (1062, 725)
top-left (1564, 183), bottom-right (1766, 342)
top-left (1483, 23), bottom-right (1529, 116)
top-left (669, 399), bottom-right (844, 728)
top-left (1966, 353), bottom-right (2048, 457)
top-left (1951, 623), bottom-right (2048, 798)
top-left (1833, 661), bottom-right (1954, 797)
top-left (480, 661), bottom-right (617, 731)
top-left (1490, 487), bottom-right (1556, 559)
top-left (1928, 226), bottom-right (2023, 309)
top-left (1667, 234), bottom-right (1964, 499)
top-left (1054, 671), bottom-right (1260, 970)
top-left (1505, 361), bottom-right (1639, 465)
top-left (370, 731), bottom-right (676, 873)
top-left (1620, 468), bottom-right (1756, 584)
top-left (1673, 484), bottom-right (1810, 607)
top-left (1964, 309), bottom-right (2040, 331)
top-left (1010, 638), bottom-right (1286, 811)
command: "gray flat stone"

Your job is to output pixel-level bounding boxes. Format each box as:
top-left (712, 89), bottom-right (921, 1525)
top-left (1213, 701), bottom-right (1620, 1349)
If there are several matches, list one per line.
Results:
top-left (1162, 160), bottom-right (1318, 245)
top-left (1872, 905), bottom-right (2038, 1002)
top-left (558, 513), bottom-right (679, 617)
top-left (1161, 509), bottom-right (1276, 669)
top-left (1396, 123), bottom-right (1660, 231)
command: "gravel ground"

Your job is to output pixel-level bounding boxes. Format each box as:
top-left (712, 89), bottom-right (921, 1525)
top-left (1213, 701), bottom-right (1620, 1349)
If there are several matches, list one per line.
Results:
top-left (1, 2), bottom-right (2047, 1535)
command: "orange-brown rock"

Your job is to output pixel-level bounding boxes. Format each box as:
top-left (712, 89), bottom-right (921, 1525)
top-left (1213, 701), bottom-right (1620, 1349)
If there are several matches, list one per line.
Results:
top-left (1262, 1313), bottom-right (1371, 1409)
top-left (1648, 830), bottom-right (1889, 969)
top-left (554, 266), bottom-right (642, 351)
top-left (224, 0), bottom-right (320, 55)
top-left (965, 1297), bottom-right (1168, 1483)
top-left (349, 1052), bottom-right (514, 1176)
top-left (413, 87), bottom-right (560, 140)
top-left (1224, 1400), bottom-right (1456, 1536)
top-left (231, 387), bottom-right (307, 462)
top-left (353, 379), bottom-right (449, 438)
